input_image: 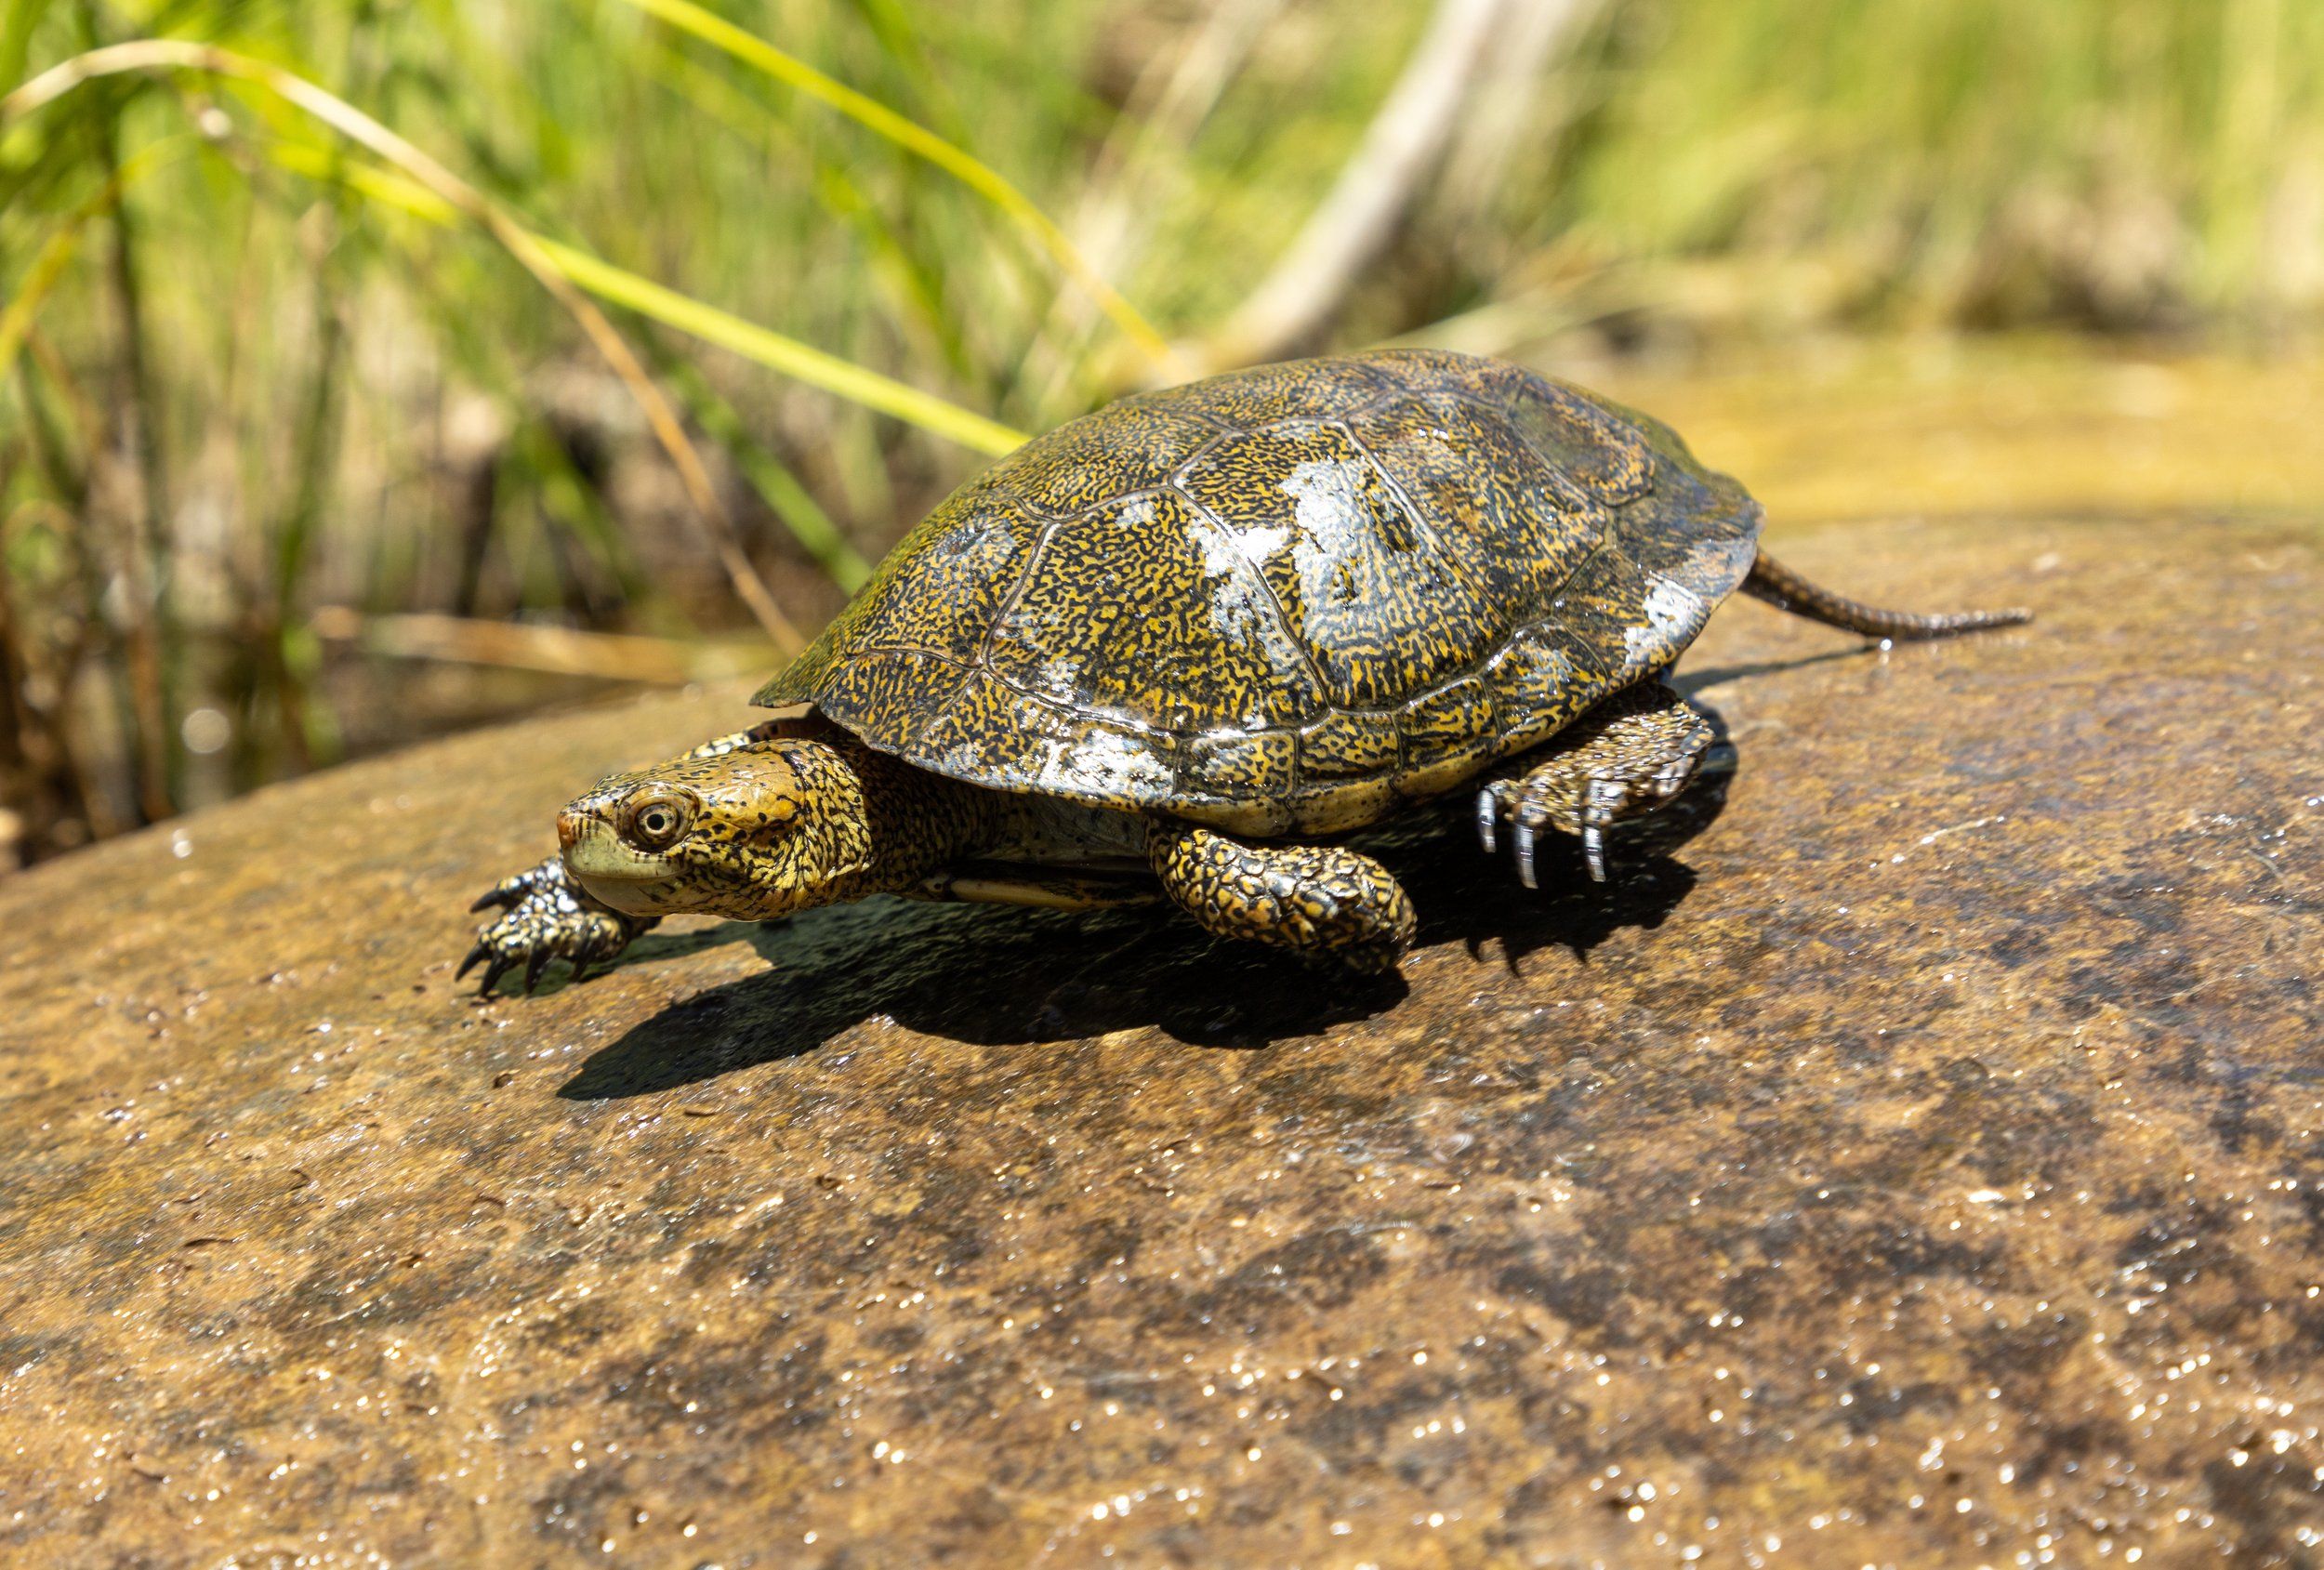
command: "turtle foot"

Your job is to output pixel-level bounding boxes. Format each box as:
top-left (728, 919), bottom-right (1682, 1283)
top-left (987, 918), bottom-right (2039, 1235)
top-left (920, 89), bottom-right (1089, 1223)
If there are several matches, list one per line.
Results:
top-left (1477, 681), bottom-right (1714, 889)
top-left (460, 855), bottom-right (654, 995)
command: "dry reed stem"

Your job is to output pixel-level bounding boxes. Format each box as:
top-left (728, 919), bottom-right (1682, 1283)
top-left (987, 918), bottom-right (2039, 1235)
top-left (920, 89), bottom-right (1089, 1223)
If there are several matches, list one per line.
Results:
top-left (610, 0), bottom-right (1185, 380)
top-left (1026, 0), bottom-right (1282, 405)
top-left (1208, 0), bottom-right (1509, 367)
top-left (5, 40), bottom-right (808, 653)
top-left (309, 606), bottom-right (766, 684)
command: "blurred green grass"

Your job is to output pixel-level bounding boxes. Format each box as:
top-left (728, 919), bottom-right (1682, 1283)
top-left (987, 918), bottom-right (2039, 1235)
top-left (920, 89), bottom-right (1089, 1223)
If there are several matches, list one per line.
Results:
top-left (2, 0), bottom-right (2320, 864)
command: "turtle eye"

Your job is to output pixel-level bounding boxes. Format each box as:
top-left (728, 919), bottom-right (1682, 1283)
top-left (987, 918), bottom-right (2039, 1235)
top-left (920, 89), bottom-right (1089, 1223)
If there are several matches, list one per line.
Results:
top-left (624, 791), bottom-right (693, 851)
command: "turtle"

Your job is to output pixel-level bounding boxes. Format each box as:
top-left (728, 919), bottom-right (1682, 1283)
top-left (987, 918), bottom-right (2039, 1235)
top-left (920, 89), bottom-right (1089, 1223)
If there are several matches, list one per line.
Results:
top-left (460, 348), bottom-right (2027, 989)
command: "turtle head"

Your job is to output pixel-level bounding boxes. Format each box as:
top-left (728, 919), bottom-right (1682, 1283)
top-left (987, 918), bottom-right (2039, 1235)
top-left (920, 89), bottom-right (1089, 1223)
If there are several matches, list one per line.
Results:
top-left (556, 731), bottom-right (883, 921)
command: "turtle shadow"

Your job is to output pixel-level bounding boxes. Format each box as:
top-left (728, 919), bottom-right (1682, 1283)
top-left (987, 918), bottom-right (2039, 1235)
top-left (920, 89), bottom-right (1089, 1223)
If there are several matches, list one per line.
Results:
top-left (555, 730), bottom-right (1737, 1100)
top-left (1673, 644), bottom-right (1868, 694)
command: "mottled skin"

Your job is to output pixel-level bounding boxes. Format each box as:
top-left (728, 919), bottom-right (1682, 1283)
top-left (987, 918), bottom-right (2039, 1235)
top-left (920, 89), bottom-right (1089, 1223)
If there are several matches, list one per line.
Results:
top-left (467, 718), bottom-right (1011, 994)
top-left (465, 350), bottom-right (2027, 986)
top-left (462, 722), bottom-right (796, 992)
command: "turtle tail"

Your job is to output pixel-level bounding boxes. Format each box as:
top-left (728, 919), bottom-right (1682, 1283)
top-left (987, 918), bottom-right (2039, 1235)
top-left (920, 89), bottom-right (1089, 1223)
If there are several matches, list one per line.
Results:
top-left (1741, 549), bottom-right (2031, 642)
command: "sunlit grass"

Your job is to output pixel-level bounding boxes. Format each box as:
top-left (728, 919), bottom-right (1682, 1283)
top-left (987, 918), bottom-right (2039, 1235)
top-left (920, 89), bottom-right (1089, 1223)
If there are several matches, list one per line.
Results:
top-left (1544, 0), bottom-right (2324, 329)
top-left (252, 139), bottom-right (1029, 454)
top-left (611, 0), bottom-right (1180, 376)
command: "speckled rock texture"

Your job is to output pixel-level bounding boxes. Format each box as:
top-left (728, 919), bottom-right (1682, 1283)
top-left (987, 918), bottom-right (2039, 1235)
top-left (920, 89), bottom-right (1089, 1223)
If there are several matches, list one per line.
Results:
top-left (1, 515), bottom-right (2317, 1568)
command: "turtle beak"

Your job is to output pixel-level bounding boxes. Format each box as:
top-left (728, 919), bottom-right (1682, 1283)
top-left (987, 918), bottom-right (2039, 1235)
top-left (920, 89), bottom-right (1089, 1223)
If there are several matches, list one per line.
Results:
top-left (557, 807), bottom-right (626, 875)
top-left (558, 803), bottom-right (687, 917)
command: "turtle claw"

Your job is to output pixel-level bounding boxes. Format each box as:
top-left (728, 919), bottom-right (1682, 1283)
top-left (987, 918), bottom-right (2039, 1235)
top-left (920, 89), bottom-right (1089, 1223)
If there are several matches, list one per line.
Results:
top-left (1480, 770), bottom-right (1634, 890)
top-left (459, 853), bottom-right (654, 999)
top-left (469, 866), bottom-right (540, 913)
top-left (1579, 775), bottom-right (1626, 884)
top-left (1475, 781), bottom-right (1544, 887)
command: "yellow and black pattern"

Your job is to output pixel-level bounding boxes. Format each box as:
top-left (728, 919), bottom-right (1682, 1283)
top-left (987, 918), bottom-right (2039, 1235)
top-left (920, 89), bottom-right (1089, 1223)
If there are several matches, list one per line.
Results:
top-left (1121, 353), bottom-right (1397, 428)
top-left (1146, 821), bottom-right (1417, 974)
top-left (551, 720), bottom-right (995, 924)
top-left (815, 480), bottom-right (1047, 666)
top-left (464, 352), bottom-right (2038, 985)
top-left (1342, 389), bottom-right (1604, 614)
top-left (1178, 418), bottom-right (1500, 709)
top-left (755, 349), bottom-right (1765, 836)
top-left (985, 489), bottom-right (1320, 732)
top-left (751, 477), bottom-right (1036, 740)
top-left (1468, 355), bottom-right (1657, 506)
top-left (460, 855), bottom-right (649, 994)
top-left (984, 400), bottom-right (1218, 517)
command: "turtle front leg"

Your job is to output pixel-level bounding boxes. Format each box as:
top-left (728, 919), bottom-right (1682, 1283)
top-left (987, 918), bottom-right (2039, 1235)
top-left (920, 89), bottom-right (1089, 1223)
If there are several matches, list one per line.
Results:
top-left (461, 856), bottom-right (656, 994)
top-left (1147, 822), bottom-right (1416, 974)
top-left (1476, 679), bottom-right (1714, 888)
top-left (454, 723), bottom-right (790, 994)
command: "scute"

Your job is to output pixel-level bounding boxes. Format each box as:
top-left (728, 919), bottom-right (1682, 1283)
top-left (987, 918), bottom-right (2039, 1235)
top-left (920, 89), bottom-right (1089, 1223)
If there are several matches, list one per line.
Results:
top-left (804, 648), bottom-right (971, 755)
top-left (1178, 419), bottom-right (1501, 708)
top-left (985, 489), bottom-right (1322, 733)
top-left (986, 402), bottom-right (1214, 517)
top-left (1131, 354), bottom-right (1398, 428)
top-left (1344, 389), bottom-right (1603, 621)
top-left (1396, 675), bottom-right (1499, 798)
top-left (755, 476), bottom-right (1036, 707)
top-left (755, 349), bottom-right (1764, 832)
top-left (910, 669), bottom-right (1182, 804)
top-left (1472, 357), bottom-right (1657, 506)
top-left (834, 482), bottom-right (1043, 666)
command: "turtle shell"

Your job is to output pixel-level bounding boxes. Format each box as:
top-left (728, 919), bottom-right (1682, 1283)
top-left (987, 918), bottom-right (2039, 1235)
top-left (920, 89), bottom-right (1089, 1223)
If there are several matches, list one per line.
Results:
top-left (754, 349), bottom-right (1763, 836)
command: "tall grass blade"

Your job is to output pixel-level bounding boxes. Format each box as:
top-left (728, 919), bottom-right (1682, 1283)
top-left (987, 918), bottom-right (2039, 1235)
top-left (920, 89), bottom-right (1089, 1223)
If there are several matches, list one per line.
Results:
top-left (2, 137), bottom-right (192, 381)
top-left (538, 239), bottom-right (1031, 455)
top-left (254, 140), bottom-right (1030, 455)
top-left (604, 0), bottom-right (1182, 376)
top-left (2, 38), bottom-right (809, 650)
top-left (0, 0), bottom-right (54, 90)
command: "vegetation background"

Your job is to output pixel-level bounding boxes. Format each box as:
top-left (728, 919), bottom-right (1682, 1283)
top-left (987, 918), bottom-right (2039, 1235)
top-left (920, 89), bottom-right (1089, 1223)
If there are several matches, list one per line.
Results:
top-left (2, 0), bottom-right (2319, 868)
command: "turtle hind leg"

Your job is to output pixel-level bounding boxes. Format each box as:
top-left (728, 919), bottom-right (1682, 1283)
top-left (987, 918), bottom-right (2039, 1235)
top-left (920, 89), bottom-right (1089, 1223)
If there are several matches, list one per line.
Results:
top-left (1743, 549), bottom-right (2030, 641)
top-left (1147, 823), bottom-right (1416, 974)
top-left (1477, 679), bottom-right (1714, 888)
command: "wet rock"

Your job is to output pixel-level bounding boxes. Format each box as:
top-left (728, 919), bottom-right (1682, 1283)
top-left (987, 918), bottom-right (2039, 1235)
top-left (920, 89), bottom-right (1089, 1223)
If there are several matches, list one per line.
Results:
top-left (0, 514), bottom-right (2317, 1566)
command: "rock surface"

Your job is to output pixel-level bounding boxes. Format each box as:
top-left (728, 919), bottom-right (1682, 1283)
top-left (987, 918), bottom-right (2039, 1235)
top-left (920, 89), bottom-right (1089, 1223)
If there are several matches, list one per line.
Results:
top-left (1, 514), bottom-right (2318, 1567)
